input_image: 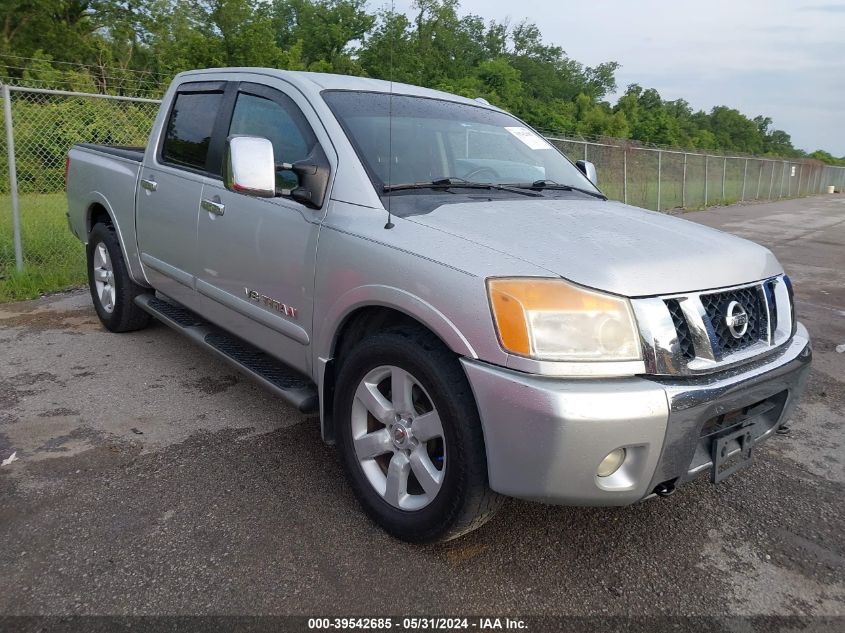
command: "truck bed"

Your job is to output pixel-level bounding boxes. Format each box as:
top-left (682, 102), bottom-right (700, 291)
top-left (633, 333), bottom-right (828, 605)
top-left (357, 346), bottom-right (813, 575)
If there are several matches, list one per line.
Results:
top-left (66, 142), bottom-right (147, 284)
top-left (75, 144), bottom-right (145, 162)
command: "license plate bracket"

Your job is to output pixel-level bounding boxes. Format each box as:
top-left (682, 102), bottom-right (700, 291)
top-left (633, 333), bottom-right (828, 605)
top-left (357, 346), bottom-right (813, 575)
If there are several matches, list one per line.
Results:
top-left (711, 424), bottom-right (755, 483)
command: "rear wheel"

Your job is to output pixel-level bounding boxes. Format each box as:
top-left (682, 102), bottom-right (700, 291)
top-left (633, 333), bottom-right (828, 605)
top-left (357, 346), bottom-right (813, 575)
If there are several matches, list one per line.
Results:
top-left (87, 222), bottom-right (151, 333)
top-left (335, 326), bottom-right (502, 542)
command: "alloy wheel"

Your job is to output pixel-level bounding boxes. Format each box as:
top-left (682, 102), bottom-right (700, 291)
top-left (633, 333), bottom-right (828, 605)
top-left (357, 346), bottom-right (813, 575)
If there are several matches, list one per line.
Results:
top-left (92, 242), bottom-right (116, 313)
top-left (351, 365), bottom-right (446, 511)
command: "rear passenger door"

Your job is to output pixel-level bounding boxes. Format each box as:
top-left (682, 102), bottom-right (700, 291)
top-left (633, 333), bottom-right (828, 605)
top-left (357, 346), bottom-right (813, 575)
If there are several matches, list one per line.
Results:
top-left (195, 81), bottom-right (327, 373)
top-left (136, 82), bottom-right (227, 309)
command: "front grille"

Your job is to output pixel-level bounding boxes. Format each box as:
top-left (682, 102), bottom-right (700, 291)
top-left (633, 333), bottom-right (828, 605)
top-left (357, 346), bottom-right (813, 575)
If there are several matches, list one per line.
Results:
top-left (637, 276), bottom-right (788, 375)
top-left (665, 299), bottom-right (695, 360)
top-left (700, 286), bottom-right (765, 354)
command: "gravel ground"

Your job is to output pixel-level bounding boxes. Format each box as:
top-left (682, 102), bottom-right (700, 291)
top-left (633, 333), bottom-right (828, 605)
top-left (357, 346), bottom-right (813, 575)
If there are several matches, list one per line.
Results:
top-left (0, 194), bottom-right (843, 618)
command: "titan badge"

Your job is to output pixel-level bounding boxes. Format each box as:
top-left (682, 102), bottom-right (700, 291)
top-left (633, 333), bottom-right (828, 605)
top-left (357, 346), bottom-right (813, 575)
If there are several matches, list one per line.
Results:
top-left (244, 287), bottom-right (298, 318)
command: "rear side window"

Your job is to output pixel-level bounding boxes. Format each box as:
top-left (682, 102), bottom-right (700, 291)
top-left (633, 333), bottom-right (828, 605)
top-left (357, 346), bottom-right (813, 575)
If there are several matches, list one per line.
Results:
top-left (161, 91), bottom-right (224, 171)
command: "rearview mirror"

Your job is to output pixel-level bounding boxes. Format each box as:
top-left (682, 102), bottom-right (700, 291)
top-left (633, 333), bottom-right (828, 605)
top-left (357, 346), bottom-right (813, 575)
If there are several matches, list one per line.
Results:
top-left (223, 136), bottom-right (276, 198)
top-left (575, 160), bottom-right (598, 186)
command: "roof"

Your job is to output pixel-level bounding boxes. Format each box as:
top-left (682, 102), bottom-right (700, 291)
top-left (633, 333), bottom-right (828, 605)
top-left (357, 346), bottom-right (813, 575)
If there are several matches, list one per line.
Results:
top-left (176, 67), bottom-right (493, 109)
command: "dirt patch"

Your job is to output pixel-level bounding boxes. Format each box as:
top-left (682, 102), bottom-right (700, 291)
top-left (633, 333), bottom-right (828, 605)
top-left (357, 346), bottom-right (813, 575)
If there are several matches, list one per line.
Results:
top-left (183, 374), bottom-right (240, 395)
top-left (0, 417), bottom-right (142, 476)
top-left (797, 371), bottom-right (844, 416)
top-left (0, 306), bottom-right (100, 334)
top-left (5, 372), bottom-right (62, 388)
top-left (38, 408), bottom-right (81, 418)
top-left (0, 382), bottom-right (21, 416)
top-left (0, 372), bottom-right (64, 418)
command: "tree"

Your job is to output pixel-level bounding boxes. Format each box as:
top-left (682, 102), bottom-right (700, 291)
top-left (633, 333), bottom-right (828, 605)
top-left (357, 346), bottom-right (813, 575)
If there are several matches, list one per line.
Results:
top-left (0, 0), bottom-right (822, 159)
top-left (1, 0), bottom-right (97, 62)
top-left (273, 0), bottom-right (373, 73)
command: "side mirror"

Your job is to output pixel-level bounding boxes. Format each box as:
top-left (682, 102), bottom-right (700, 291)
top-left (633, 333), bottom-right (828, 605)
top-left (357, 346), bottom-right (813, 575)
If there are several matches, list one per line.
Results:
top-left (224, 135), bottom-right (331, 208)
top-left (278, 144), bottom-right (331, 209)
top-left (223, 136), bottom-right (276, 198)
top-left (575, 160), bottom-right (598, 186)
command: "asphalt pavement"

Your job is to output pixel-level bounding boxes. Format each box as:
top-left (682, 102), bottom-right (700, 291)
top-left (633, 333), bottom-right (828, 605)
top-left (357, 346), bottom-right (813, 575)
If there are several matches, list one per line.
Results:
top-left (0, 194), bottom-right (843, 618)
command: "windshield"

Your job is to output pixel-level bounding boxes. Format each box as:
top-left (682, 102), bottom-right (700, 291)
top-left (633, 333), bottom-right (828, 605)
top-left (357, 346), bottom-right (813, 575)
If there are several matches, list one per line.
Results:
top-left (322, 90), bottom-right (600, 195)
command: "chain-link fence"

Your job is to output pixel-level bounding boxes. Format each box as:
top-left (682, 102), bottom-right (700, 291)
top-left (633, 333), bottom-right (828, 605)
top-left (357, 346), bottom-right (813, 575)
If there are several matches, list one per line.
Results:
top-left (546, 137), bottom-right (845, 212)
top-left (1, 85), bottom-right (161, 300)
top-left (2, 83), bottom-right (845, 302)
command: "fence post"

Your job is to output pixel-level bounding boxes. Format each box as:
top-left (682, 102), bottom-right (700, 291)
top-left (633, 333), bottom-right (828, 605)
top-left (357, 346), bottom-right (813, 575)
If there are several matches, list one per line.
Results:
top-left (623, 148), bottom-right (628, 205)
top-left (681, 153), bottom-right (687, 208)
top-left (779, 162), bottom-right (785, 198)
top-left (704, 155), bottom-right (709, 207)
top-left (741, 158), bottom-right (748, 201)
top-left (656, 150), bottom-right (662, 211)
top-left (768, 161), bottom-right (775, 199)
top-left (584, 142), bottom-right (588, 162)
top-left (786, 162), bottom-right (791, 197)
top-left (2, 84), bottom-right (23, 273)
top-left (756, 161), bottom-right (763, 199)
top-left (721, 157), bottom-right (727, 203)
top-left (797, 164), bottom-right (802, 197)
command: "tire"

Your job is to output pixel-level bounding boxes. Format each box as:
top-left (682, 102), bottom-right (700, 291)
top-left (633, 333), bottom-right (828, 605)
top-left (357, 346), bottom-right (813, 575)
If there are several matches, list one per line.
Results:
top-left (334, 326), bottom-right (502, 543)
top-left (87, 222), bottom-right (151, 333)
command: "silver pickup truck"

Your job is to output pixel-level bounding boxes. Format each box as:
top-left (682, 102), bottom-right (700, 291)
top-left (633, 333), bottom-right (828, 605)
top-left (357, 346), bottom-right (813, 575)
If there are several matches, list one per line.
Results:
top-left (66, 68), bottom-right (811, 542)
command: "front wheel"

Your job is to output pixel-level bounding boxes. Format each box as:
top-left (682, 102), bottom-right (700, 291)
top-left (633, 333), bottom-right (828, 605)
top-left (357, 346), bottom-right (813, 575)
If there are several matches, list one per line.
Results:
top-left (334, 326), bottom-right (502, 543)
top-left (87, 222), bottom-right (151, 333)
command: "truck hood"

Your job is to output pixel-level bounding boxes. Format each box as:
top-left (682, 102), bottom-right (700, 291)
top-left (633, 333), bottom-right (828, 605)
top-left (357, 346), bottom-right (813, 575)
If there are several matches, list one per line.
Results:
top-left (405, 197), bottom-right (782, 297)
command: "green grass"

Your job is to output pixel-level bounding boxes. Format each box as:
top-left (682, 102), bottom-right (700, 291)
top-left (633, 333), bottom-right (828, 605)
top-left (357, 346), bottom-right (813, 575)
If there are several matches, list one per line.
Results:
top-left (0, 193), bottom-right (86, 302)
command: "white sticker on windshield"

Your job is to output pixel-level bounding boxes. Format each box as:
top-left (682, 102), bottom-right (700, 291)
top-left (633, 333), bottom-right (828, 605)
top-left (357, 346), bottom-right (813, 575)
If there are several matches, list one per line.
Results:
top-left (505, 126), bottom-right (552, 150)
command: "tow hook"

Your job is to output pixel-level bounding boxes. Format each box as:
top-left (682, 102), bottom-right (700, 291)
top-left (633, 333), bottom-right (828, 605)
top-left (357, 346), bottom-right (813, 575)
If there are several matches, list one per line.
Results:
top-left (654, 480), bottom-right (676, 497)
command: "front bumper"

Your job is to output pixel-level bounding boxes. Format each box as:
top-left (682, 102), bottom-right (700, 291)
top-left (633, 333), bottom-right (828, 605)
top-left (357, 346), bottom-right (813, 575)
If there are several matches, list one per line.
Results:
top-left (461, 323), bottom-right (812, 505)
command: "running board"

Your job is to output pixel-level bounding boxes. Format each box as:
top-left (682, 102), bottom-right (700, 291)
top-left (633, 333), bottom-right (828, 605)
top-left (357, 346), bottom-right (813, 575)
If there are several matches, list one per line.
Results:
top-left (135, 294), bottom-right (319, 414)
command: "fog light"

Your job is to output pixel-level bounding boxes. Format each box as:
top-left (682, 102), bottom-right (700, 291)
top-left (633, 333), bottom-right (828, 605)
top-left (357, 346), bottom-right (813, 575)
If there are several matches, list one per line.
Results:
top-left (597, 448), bottom-right (626, 477)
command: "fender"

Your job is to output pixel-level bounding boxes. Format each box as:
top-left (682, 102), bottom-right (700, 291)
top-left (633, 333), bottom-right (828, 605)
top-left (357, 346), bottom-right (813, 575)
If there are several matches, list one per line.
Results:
top-left (315, 283), bottom-right (479, 365)
top-left (314, 284), bottom-right (480, 442)
top-left (84, 190), bottom-right (150, 287)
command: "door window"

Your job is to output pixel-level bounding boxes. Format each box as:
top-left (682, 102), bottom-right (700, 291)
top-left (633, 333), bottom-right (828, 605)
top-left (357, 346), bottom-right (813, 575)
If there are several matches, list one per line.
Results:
top-left (161, 91), bottom-right (224, 172)
top-left (228, 91), bottom-right (317, 190)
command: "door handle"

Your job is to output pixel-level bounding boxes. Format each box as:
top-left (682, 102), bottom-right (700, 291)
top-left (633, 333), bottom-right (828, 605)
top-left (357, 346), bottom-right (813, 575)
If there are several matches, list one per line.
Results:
top-left (201, 198), bottom-right (225, 216)
top-left (140, 178), bottom-right (157, 192)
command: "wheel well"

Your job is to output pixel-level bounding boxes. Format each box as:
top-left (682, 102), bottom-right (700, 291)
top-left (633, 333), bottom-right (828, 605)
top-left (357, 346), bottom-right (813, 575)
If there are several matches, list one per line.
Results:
top-left (88, 203), bottom-right (112, 234)
top-left (321, 306), bottom-right (453, 443)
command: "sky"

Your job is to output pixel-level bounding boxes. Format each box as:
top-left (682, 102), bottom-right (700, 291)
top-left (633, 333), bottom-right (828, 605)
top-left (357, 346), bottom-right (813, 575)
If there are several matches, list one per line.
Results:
top-left (390, 0), bottom-right (845, 156)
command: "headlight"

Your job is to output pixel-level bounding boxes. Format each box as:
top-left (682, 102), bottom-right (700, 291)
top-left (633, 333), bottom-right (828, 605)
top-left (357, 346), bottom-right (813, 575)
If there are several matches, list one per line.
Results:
top-left (487, 278), bottom-right (641, 361)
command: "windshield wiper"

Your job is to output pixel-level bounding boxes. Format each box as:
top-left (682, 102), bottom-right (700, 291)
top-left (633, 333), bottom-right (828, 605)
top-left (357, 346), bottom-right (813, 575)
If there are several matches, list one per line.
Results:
top-left (383, 177), bottom-right (542, 197)
top-left (506, 179), bottom-right (607, 200)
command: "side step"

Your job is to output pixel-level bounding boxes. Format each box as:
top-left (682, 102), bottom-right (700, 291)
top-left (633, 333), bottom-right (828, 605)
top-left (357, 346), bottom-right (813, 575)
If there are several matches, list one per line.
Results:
top-left (135, 294), bottom-right (319, 414)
